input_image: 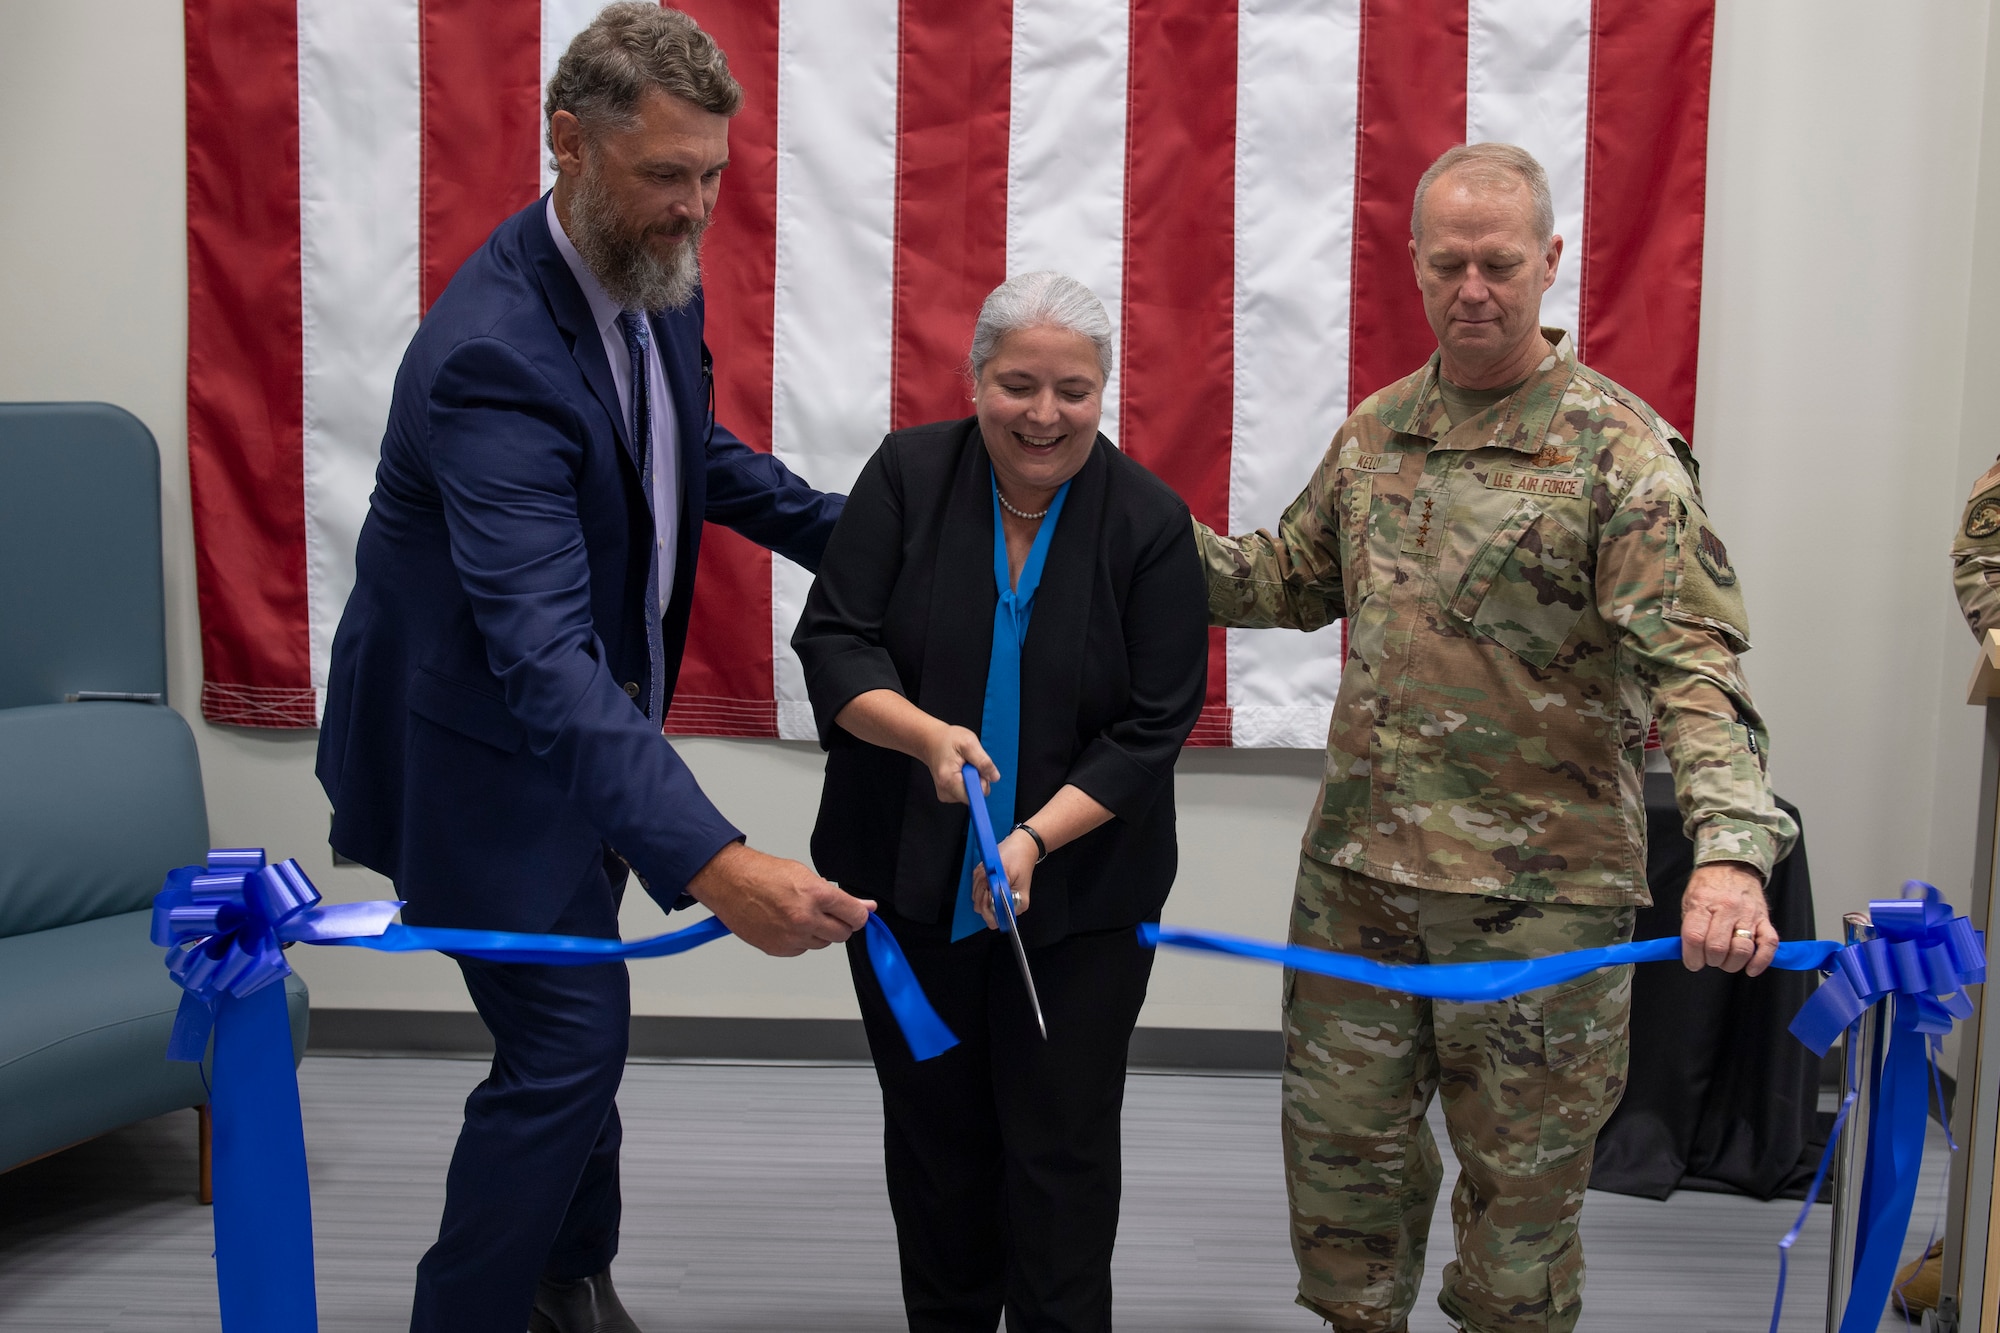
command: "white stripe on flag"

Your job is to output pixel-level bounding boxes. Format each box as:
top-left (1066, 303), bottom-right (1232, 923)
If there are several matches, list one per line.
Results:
top-left (1006, 0), bottom-right (1131, 444)
top-left (1465, 0), bottom-right (1591, 340)
top-left (298, 0), bottom-right (421, 716)
top-left (540, 0), bottom-right (604, 194)
top-left (1226, 0), bottom-right (1362, 748)
top-left (769, 0), bottom-right (901, 740)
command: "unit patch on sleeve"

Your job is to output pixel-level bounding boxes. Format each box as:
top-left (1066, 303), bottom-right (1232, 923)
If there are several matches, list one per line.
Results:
top-left (1966, 497), bottom-right (2000, 540)
top-left (1667, 502), bottom-right (1752, 651)
top-left (1694, 526), bottom-right (1737, 587)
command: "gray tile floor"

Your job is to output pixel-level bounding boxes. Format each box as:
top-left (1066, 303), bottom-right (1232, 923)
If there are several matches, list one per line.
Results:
top-left (0, 1057), bottom-right (1947, 1331)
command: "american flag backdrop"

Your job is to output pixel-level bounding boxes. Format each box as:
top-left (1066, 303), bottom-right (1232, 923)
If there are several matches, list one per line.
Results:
top-left (184, 0), bottom-right (1714, 744)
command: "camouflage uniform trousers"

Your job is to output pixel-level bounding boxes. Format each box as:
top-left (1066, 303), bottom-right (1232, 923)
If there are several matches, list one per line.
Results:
top-left (1282, 853), bottom-right (1634, 1333)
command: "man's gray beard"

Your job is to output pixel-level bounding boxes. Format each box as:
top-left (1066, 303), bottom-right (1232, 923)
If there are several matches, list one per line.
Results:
top-left (568, 161), bottom-right (704, 313)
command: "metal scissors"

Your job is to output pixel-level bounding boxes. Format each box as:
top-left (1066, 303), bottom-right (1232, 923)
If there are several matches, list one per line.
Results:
top-left (961, 763), bottom-right (1048, 1040)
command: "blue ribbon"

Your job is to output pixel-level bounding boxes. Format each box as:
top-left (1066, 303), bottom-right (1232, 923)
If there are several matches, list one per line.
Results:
top-left (1142, 922), bottom-right (1842, 998)
top-left (859, 914), bottom-right (961, 1061)
top-left (155, 849), bottom-right (956, 1331)
top-left (1142, 882), bottom-right (1986, 1333)
top-left (162, 844), bottom-right (1981, 1332)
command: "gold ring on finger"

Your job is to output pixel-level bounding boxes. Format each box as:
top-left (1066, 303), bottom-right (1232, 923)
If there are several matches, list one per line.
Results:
top-left (1733, 927), bottom-right (1755, 940)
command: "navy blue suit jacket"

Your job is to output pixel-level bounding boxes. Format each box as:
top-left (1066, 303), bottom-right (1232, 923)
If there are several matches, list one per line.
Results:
top-left (317, 197), bottom-right (841, 933)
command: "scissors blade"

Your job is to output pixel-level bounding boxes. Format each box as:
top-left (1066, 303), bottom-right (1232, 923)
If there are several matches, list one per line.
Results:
top-left (962, 763), bottom-right (1049, 1040)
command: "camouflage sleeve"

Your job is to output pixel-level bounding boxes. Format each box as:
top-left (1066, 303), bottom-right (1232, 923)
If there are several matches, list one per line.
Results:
top-left (1596, 455), bottom-right (1799, 879)
top-left (1194, 446), bottom-right (1346, 631)
top-left (1952, 458), bottom-right (2000, 641)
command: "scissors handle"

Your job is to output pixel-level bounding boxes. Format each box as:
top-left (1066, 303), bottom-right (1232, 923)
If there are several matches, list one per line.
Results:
top-left (960, 764), bottom-right (1018, 928)
top-left (961, 763), bottom-right (1047, 1039)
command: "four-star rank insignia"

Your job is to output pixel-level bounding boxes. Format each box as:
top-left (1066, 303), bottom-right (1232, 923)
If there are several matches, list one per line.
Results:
top-left (1695, 525), bottom-right (1737, 587)
top-left (1967, 496), bottom-right (2000, 540)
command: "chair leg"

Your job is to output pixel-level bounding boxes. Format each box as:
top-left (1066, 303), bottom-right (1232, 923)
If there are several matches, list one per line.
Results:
top-left (197, 1103), bottom-right (213, 1205)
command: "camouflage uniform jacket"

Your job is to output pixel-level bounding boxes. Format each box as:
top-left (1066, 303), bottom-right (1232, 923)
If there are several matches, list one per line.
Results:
top-left (1953, 455), bottom-right (2000, 639)
top-left (1198, 332), bottom-right (1797, 906)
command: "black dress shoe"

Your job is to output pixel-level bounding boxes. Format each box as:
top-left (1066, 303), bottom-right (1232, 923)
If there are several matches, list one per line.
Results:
top-left (527, 1268), bottom-right (641, 1333)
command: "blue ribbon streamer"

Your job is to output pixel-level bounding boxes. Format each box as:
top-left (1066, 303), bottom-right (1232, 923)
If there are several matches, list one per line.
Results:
top-left (1770, 1080), bottom-right (1857, 1333)
top-left (1142, 922), bottom-right (1845, 997)
top-left (1143, 880), bottom-right (1985, 1333)
top-left (154, 849), bottom-right (956, 1331)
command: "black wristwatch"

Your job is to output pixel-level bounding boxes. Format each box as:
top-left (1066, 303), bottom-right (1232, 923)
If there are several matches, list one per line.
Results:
top-left (1013, 822), bottom-right (1049, 863)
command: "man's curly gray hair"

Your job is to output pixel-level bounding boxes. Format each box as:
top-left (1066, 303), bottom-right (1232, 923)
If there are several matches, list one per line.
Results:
top-left (545, 3), bottom-right (742, 162)
top-left (968, 272), bottom-right (1116, 383)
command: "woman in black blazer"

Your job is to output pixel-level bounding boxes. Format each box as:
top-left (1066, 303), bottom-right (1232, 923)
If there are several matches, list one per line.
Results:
top-left (793, 271), bottom-right (1208, 1332)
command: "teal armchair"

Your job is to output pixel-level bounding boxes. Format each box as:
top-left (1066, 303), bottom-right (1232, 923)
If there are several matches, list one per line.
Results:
top-left (1, 401), bottom-right (309, 1198)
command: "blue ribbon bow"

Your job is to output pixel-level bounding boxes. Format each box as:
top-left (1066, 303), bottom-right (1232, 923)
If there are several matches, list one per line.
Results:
top-left (1780, 882), bottom-right (1982, 1333)
top-left (151, 848), bottom-right (402, 1061)
top-left (1787, 881), bottom-right (1985, 1059)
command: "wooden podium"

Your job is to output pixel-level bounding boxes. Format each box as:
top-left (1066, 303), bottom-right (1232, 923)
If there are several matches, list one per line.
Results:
top-left (1937, 630), bottom-right (2000, 1331)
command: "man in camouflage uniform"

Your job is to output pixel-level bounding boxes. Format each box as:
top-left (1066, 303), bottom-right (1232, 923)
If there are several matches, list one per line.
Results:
top-left (1198, 143), bottom-right (1798, 1332)
top-left (1953, 459), bottom-right (2000, 636)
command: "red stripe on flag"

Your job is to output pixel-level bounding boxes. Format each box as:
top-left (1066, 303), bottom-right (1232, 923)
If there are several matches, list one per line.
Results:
top-left (1121, 0), bottom-right (1237, 746)
top-left (418, 0), bottom-right (542, 312)
top-left (1579, 0), bottom-right (1714, 440)
top-left (666, 0), bottom-right (782, 737)
top-left (185, 0), bottom-right (315, 727)
top-left (1347, 0), bottom-right (1468, 410)
top-left (889, 0), bottom-right (1014, 431)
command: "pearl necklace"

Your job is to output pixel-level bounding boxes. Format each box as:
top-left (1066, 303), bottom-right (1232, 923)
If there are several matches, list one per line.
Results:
top-left (996, 488), bottom-right (1051, 521)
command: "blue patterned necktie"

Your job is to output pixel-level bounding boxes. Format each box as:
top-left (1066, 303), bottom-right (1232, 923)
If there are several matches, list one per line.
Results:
top-left (618, 310), bottom-right (665, 723)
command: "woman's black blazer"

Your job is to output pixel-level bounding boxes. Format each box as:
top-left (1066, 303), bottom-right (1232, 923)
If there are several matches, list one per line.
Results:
top-left (792, 417), bottom-right (1209, 946)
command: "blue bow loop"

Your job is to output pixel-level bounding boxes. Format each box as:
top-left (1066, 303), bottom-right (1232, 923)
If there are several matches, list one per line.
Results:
top-left (248, 859), bottom-right (322, 930)
top-left (1788, 882), bottom-right (1985, 1058)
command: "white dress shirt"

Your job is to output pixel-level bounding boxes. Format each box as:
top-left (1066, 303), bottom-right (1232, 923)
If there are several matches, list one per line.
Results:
top-left (546, 195), bottom-right (680, 620)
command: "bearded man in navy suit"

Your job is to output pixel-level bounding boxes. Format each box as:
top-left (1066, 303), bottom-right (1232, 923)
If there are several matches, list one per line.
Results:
top-left (316, 8), bottom-right (874, 1330)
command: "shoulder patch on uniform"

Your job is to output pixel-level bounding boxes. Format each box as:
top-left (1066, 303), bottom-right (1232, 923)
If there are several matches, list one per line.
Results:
top-left (1693, 526), bottom-right (1736, 586)
top-left (1667, 502), bottom-right (1751, 651)
top-left (1967, 498), bottom-right (2000, 540)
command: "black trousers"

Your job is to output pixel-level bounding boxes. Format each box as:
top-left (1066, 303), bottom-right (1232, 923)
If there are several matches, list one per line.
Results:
top-left (848, 908), bottom-right (1157, 1333)
top-left (410, 854), bottom-right (630, 1333)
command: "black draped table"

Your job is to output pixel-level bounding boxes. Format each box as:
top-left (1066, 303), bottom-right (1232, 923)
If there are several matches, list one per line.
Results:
top-left (1588, 772), bottom-right (1823, 1201)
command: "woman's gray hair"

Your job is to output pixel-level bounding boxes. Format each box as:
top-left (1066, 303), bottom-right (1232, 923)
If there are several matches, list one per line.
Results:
top-left (1411, 142), bottom-right (1554, 246)
top-left (968, 271), bottom-right (1115, 383)
top-left (546, 4), bottom-right (742, 160)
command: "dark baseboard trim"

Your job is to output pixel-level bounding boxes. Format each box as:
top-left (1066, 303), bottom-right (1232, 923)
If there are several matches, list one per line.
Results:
top-left (1128, 1025), bottom-right (1282, 1072)
top-left (308, 1009), bottom-right (1280, 1073)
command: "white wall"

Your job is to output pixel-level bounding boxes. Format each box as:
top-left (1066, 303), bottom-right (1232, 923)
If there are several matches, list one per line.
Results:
top-left (1696, 0), bottom-right (1999, 927)
top-left (2, 0), bottom-right (1995, 1026)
